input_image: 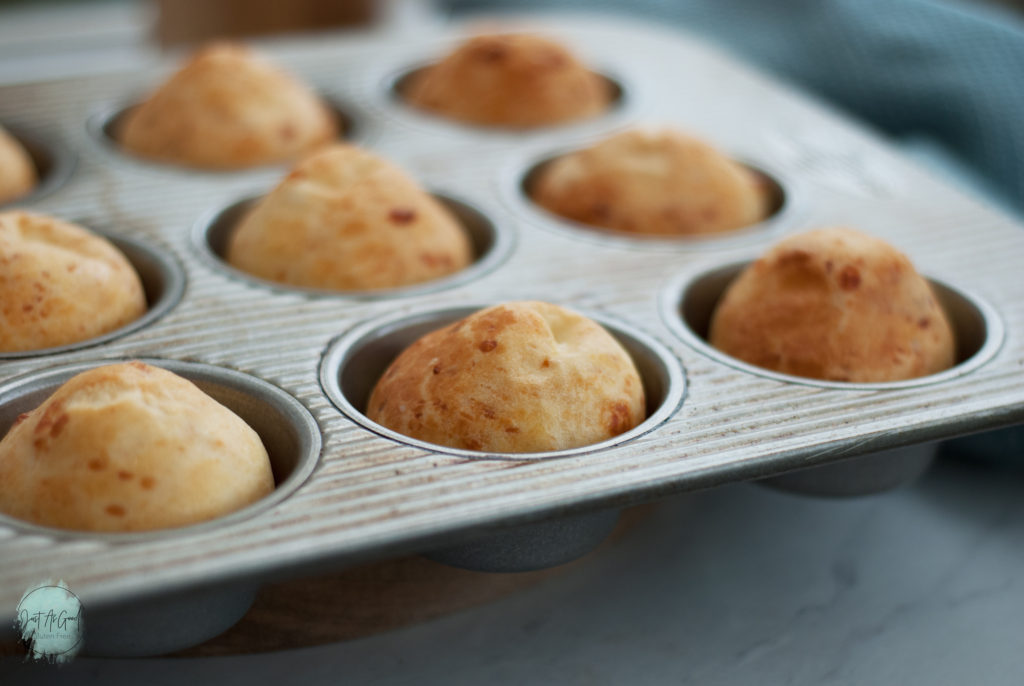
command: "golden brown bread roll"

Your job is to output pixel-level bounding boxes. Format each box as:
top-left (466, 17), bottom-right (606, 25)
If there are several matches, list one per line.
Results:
top-left (530, 128), bottom-right (771, 236)
top-left (367, 302), bottom-right (646, 453)
top-left (709, 227), bottom-right (955, 382)
top-left (0, 362), bottom-right (274, 532)
top-left (117, 43), bottom-right (337, 169)
top-left (0, 125), bottom-right (37, 204)
top-left (226, 144), bottom-right (472, 290)
top-left (0, 212), bottom-right (146, 352)
top-left (403, 33), bottom-right (613, 128)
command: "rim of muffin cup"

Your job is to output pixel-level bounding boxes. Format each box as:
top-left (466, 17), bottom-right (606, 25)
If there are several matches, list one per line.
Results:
top-left (661, 259), bottom-right (1005, 391)
top-left (319, 302), bottom-right (687, 461)
top-left (0, 123), bottom-right (77, 207)
top-left (0, 357), bottom-right (322, 541)
top-left (382, 58), bottom-right (634, 136)
top-left (0, 232), bottom-right (185, 360)
top-left (507, 142), bottom-right (797, 251)
top-left (192, 191), bottom-right (514, 299)
top-left (85, 96), bottom-right (360, 173)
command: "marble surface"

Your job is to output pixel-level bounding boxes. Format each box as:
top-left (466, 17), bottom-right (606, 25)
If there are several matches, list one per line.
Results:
top-left (4, 455), bottom-right (1023, 685)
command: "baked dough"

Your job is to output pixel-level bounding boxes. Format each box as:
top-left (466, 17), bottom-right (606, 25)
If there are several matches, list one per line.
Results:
top-left (0, 362), bottom-right (274, 532)
top-left (403, 33), bottom-right (613, 128)
top-left (0, 211), bottom-right (146, 352)
top-left (0, 125), bottom-right (37, 204)
top-left (226, 144), bottom-right (472, 290)
top-left (117, 43), bottom-right (337, 169)
top-left (368, 301), bottom-right (646, 453)
top-left (709, 227), bottom-right (955, 382)
top-left (530, 128), bottom-right (771, 235)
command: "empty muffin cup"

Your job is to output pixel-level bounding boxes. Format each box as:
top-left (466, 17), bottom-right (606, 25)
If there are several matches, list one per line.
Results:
top-left (320, 303), bottom-right (684, 571)
top-left (0, 358), bottom-right (321, 655)
top-left (0, 124), bottom-right (76, 205)
top-left (665, 261), bottom-right (1003, 496)
top-left (194, 192), bottom-right (511, 297)
top-left (516, 148), bottom-right (791, 250)
top-left (0, 232), bottom-right (184, 359)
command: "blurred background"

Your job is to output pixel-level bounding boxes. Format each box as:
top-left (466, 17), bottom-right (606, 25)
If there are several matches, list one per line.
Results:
top-left (1, 0), bottom-right (1022, 215)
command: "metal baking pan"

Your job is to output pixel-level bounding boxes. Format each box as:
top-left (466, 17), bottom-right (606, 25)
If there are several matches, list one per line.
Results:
top-left (1, 13), bottom-right (1023, 654)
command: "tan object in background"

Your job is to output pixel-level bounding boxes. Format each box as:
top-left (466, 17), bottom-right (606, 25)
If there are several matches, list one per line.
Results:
top-left (531, 128), bottom-right (771, 235)
top-left (368, 301), bottom-right (646, 453)
top-left (117, 43), bottom-right (338, 169)
top-left (403, 33), bottom-right (614, 128)
top-left (0, 125), bottom-right (37, 204)
top-left (0, 362), bottom-right (274, 532)
top-left (155, 0), bottom-right (376, 47)
top-left (227, 143), bottom-right (472, 290)
top-left (0, 211), bottom-right (146, 352)
top-left (709, 227), bottom-right (955, 382)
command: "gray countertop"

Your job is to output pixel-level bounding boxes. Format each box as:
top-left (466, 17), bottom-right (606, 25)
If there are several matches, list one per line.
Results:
top-left (4, 455), bottom-right (1023, 685)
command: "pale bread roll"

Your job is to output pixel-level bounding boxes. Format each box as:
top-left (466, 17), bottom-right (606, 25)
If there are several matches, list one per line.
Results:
top-left (0, 362), bottom-right (274, 532)
top-left (0, 125), bottom-right (37, 204)
top-left (368, 301), bottom-right (646, 453)
top-left (226, 144), bottom-right (472, 290)
top-left (709, 227), bottom-right (955, 382)
top-left (0, 212), bottom-right (146, 352)
top-left (531, 129), bottom-right (771, 236)
top-left (118, 43), bottom-right (337, 169)
top-left (403, 33), bottom-right (613, 128)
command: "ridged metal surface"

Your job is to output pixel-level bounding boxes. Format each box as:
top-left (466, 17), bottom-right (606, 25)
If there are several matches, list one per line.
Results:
top-left (1, 15), bottom-right (1023, 611)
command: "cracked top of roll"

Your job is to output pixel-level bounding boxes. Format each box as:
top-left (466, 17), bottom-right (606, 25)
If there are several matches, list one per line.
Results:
top-left (709, 227), bottom-right (955, 382)
top-left (226, 143), bottom-right (472, 291)
top-left (0, 362), bottom-right (274, 532)
top-left (530, 128), bottom-right (772, 236)
top-left (117, 43), bottom-right (338, 169)
top-left (403, 33), bottom-right (614, 128)
top-left (367, 301), bottom-right (646, 453)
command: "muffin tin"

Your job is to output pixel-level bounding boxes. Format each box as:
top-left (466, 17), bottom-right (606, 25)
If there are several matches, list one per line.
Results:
top-left (1, 14), bottom-right (1024, 654)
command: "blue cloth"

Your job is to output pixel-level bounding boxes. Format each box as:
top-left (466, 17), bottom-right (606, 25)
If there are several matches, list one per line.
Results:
top-left (449, 0), bottom-right (1024, 215)
top-left (450, 0), bottom-right (1024, 465)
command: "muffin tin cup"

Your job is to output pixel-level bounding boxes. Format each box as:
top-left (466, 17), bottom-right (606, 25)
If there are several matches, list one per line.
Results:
top-left (320, 303), bottom-right (684, 571)
top-left (378, 51), bottom-right (641, 140)
top-left (663, 260), bottom-right (1004, 495)
top-left (79, 581), bottom-right (260, 658)
top-left (424, 508), bottom-right (621, 573)
top-left (759, 442), bottom-right (938, 498)
top-left (0, 232), bottom-right (185, 360)
top-left (506, 139), bottom-right (800, 252)
top-left (85, 97), bottom-right (360, 175)
top-left (0, 358), bottom-right (321, 655)
top-left (193, 191), bottom-right (513, 299)
top-left (320, 303), bottom-right (686, 462)
top-left (0, 123), bottom-right (77, 207)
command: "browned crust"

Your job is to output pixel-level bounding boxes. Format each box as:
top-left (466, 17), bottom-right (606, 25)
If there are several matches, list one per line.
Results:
top-left (0, 362), bottom-right (274, 532)
top-left (367, 302), bottom-right (646, 453)
top-left (118, 43), bottom-right (338, 169)
top-left (404, 34), bottom-right (613, 128)
top-left (530, 129), bottom-right (770, 235)
top-left (709, 227), bottom-right (956, 382)
top-left (225, 144), bottom-right (472, 290)
top-left (0, 211), bottom-right (146, 352)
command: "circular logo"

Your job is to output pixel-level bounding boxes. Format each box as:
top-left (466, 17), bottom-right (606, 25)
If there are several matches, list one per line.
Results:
top-left (15, 580), bottom-right (84, 662)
